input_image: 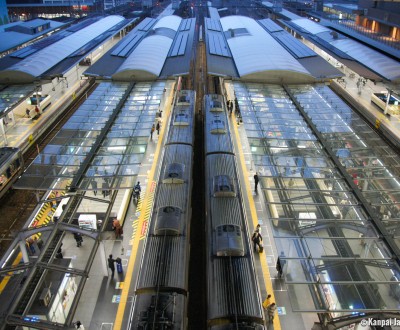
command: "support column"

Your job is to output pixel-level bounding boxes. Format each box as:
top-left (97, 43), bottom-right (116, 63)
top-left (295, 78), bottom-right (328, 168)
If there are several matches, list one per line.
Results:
top-left (99, 241), bottom-right (110, 276)
top-left (384, 89), bottom-right (391, 115)
top-left (0, 120), bottom-right (7, 146)
top-left (19, 240), bottom-right (30, 263)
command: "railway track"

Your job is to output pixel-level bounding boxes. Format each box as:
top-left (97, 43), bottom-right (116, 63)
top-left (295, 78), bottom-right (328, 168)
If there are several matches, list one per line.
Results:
top-left (188, 3), bottom-right (208, 326)
top-left (0, 80), bottom-right (97, 259)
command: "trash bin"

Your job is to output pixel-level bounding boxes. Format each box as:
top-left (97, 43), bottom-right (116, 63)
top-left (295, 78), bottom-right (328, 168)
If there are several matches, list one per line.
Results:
top-left (116, 257), bottom-right (123, 273)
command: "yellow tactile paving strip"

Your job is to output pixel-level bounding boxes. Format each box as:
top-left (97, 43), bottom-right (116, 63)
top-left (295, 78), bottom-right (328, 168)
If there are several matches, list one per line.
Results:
top-left (113, 98), bottom-right (171, 329)
top-left (0, 191), bottom-right (61, 293)
top-left (230, 115), bottom-right (282, 330)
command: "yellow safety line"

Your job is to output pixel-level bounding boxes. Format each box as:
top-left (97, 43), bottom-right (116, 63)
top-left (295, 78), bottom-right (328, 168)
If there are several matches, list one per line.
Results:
top-left (0, 254), bottom-right (22, 293)
top-left (230, 116), bottom-right (282, 330)
top-left (113, 96), bottom-right (172, 329)
top-left (0, 191), bottom-right (61, 292)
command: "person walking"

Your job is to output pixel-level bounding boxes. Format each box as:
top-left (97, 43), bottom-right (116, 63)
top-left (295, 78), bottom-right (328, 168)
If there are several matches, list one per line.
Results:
top-left (267, 303), bottom-right (277, 323)
top-left (156, 122), bottom-right (160, 135)
top-left (252, 230), bottom-right (263, 252)
top-left (112, 218), bottom-right (123, 239)
top-left (276, 252), bottom-right (286, 278)
top-left (108, 254), bottom-right (116, 277)
top-left (91, 180), bottom-right (97, 196)
top-left (26, 108), bottom-right (31, 118)
top-left (150, 124), bottom-right (155, 140)
top-left (75, 321), bottom-right (84, 329)
top-left (26, 237), bottom-right (35, 255)
top-left (254, 224), bottom-right (261, 235)
top-left (73, 232), bottom-right (83, 247)
top-left (254, 172), bottom-right (259, 192)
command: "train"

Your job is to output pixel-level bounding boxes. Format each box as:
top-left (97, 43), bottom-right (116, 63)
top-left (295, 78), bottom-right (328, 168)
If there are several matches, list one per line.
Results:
top-left (0, 147), bottom-right (24, 199)
top-left (127, 90), bottom-right (195, 329)
top-left (204, 94), bottom-right (265, 329)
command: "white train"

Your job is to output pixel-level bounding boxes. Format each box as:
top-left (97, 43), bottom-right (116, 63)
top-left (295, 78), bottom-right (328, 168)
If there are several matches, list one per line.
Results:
top-left (204, 94), bottom-right (264, 329)
top-left (128, 90), bottom-right (195, 329)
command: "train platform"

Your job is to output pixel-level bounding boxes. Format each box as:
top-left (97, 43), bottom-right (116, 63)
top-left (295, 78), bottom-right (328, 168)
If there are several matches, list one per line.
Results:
top-left (0, 36), bottom-right (121, 151)
top-left (0, 68), bottom-right (87, 149)
top-left (224, 75), bottom-right (400, 330)
top-left (60, 85), bottom-right (175, 330)
top-left (303, 39), bottom-right (400, 150)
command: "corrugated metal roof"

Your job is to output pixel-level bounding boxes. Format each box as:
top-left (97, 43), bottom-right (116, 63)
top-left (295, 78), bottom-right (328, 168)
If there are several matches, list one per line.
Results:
top-left (0, 19), bottom-right (66, 53)
top-left (331, 38), bottom-right (400, 82)
top-left (290, 18), bottom-right (400, 81)
top-left (112, 35), bottom-right (173, 80)
top-left (220, 16), bottom-right (312, 81)
top-left (153, 15), bottom-right (182, 32)
top-left (0, 16), bottom-right (125, 83)
top-left (291, 18), bottom-right (331, 35)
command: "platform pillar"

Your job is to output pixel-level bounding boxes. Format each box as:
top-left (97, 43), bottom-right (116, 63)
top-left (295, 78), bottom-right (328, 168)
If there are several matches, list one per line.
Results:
top-left (19, 240), bottom-right (30, 263)
top-left (99, 241), bottom-right (109, 276)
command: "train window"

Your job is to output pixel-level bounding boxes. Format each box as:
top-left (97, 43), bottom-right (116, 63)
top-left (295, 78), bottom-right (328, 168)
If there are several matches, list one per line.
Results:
top-left (163, 163), bottom-right (185, 184)
top-left (155, 206), bottom-right (183, 235)
top-left (213, 175), bottom-right (236, 197)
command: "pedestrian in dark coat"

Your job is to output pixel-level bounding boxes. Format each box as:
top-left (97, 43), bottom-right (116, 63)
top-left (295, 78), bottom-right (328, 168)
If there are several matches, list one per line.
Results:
top-left (254, 172), bottom-right (259, 192)
top-left (156, 122), bottom-right (160, 135)
top-left (108, 254), bottom-right (116, 277)
top-left (91, 180), bottom-right (97, 196)
top-left (73, 232), bottom-right (83, 247)
top-left (276, 252), bottom-right (286, 278)
top-left (252, 230), bottom-right (263, 252)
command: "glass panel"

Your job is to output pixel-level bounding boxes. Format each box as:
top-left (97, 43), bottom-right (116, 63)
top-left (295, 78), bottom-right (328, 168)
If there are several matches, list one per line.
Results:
top-left (15, 81), bottom-right (165, 191)
top-left (234, 81), bottom-right (400, 314)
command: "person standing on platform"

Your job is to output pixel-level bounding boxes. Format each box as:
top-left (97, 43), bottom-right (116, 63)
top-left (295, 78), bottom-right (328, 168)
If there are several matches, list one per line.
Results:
top-left (108, 254), bottom-right (116, 277)
top-left (267, 303), bottom-right (277, 323)
top-left (262, 294), bottom-right (272, 310)
top-left (73, 232), bottom-right (83, 247)
top-left (91, 180), bottom-right (97, 196)
top-left (150, 124), bottom-right (155, 140)
top-left (26, 108), bottom-right (30, 118)
top-left (26, 237), bottom-right (35, 255)
top-left (276, 251), bottom-right (286, 278)
top-left (112, 218), bottom-right (123, 239)
top-left (254, 172), bottom-right (259, 192)
top-left (156, 122), bottom-right (160, 135)
top-left (252, 230), bottom-right (263, 252)
top-left (75, 321), bottom-right (84, 329)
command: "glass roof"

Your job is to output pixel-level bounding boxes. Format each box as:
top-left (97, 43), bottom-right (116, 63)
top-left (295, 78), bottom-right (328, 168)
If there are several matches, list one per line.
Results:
top-left (15, 81), bottom-right (165, 191)
top-left (233, 82), bottom-right (400, 315)
top-left (0, 85), bottom-right (35, 116)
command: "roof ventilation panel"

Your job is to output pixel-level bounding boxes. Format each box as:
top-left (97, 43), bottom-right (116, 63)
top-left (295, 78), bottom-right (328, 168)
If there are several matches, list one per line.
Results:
top-left (163, 163), bottom-right (185, 184)
top-left (213, 175), bottom-right (236, 197)
top-left (155, 206), bottom-right (183, 235)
